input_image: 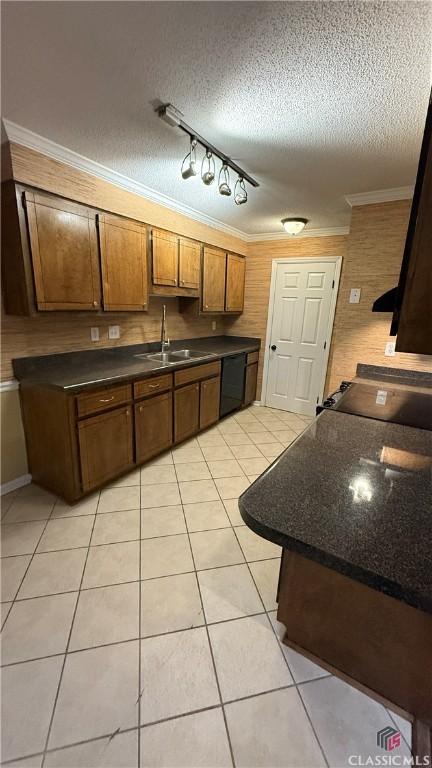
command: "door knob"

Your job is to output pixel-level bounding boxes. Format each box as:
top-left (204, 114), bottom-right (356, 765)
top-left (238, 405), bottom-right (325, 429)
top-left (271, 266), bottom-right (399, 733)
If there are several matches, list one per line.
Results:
top-left (271, 345), bottom-right (277, 351)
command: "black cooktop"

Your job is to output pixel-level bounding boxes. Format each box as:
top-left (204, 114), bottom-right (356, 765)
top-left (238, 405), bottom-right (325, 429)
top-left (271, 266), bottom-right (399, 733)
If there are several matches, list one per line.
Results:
top-left (335, 382), bottom-right (432, 431)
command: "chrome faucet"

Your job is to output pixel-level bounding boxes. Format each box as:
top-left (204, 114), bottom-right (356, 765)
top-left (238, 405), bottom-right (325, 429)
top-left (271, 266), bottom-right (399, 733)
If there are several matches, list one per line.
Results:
top-left (160, 304), bottom-right (170, 353)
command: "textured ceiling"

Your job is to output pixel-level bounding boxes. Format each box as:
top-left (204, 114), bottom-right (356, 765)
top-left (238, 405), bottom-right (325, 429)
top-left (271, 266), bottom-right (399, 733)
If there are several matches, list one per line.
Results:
top-left (2, 1), bottom-right (431, 234)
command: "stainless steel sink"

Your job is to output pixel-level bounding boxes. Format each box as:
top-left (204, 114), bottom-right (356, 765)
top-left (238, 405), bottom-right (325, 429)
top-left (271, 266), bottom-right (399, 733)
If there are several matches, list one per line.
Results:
top-left (134, 352), bottom-right (178, 364)
top-left (134, 348), bottom-right (215, 365)
top-left (170, 349), bottom-right (215, 360)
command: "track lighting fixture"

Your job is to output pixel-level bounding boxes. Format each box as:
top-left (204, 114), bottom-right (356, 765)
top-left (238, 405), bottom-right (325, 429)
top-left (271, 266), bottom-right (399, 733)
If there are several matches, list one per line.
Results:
top-left (181, 137), bottom-right (198, 179)
top-left (157, 103), bottom-right (259, 206)
top-left (281, 217), bottom-right (308, 235)
top-left (201, 150), bottom-right (215, 185)
top-left (218, 164), bottom-right (232, 196)
top-left (234, 176), bottom-right (247, 205)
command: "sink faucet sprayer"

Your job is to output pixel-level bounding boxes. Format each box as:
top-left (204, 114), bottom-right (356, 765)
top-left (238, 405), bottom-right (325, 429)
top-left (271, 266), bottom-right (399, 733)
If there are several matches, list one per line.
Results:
top-left (161, 304), bottom-right (170, 353)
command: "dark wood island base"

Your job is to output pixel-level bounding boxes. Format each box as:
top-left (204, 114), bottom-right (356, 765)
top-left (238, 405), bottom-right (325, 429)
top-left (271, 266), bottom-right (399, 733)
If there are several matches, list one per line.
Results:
top-left (277, 550), bottom-right (432, 762)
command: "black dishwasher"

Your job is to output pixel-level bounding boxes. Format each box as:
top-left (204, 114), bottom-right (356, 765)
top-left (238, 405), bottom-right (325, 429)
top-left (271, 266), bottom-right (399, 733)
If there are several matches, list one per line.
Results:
top-left (220, 354), bottom-right (246, 417)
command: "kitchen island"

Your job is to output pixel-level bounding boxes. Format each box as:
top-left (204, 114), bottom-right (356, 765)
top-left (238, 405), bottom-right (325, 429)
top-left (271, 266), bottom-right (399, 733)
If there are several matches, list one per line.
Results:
top-left (239, 407), bottom-right (432, 760)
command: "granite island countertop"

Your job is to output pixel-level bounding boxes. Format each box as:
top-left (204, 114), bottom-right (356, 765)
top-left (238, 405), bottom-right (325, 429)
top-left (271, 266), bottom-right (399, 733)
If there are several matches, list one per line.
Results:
top-left (12, 335), bottom-right (260, 392)
top-left (239, 409), bottom-right (432, 614)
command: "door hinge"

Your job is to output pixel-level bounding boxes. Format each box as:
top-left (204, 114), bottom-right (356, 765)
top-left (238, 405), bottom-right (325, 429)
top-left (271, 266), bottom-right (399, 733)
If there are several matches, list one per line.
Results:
top-left (324, 340), bottom-right (327, 350)
top-left (332, 279), bottom-right (335, 289)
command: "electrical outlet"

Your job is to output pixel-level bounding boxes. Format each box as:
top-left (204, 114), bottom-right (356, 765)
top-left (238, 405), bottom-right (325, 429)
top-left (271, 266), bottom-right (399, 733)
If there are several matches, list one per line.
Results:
top-left (108, 325), bottom-right (120, 340)
top-left (90, 327), bottom-right (100, 342)
top-left (349, 288), bottom-right (361, 304)
top-left (385, 341), bottom-right (396, 357)
top-left (212, 320), bottom-right (217, 331)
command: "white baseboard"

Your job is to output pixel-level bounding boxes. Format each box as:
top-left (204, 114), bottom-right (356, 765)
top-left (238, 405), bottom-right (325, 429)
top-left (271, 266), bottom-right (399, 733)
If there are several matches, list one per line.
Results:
top-left (1, 474), bottom-right (32, 496)
top-left (252, 400), bottom-right (262, 406)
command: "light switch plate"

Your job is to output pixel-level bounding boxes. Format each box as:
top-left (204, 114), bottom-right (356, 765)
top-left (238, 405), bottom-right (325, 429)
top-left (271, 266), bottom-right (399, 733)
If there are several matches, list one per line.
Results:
top-left (349, 288), bottom-right (361, 304)
top-left (108, 325), bottom-right (120, 340)
top-left (385, 341), bottom-right (396, 357)
top-left (90, 327), bottom-right (100, 342)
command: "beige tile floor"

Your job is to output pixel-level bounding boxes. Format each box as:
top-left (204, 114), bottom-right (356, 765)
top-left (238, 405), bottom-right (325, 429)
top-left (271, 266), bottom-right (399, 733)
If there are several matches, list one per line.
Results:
top-left (1, 405), bottom-right (411, 767)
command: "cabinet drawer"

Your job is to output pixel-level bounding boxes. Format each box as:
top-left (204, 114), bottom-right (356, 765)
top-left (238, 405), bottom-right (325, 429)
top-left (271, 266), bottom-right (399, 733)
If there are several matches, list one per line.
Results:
top-left (77, 384), bottom-right (132, 418)
top-left (247, 351), bottom-right (259, 365)
top-left (174, 360), bottom-right (221, 387)
top-left (134, 374), bottom-right (173, 400)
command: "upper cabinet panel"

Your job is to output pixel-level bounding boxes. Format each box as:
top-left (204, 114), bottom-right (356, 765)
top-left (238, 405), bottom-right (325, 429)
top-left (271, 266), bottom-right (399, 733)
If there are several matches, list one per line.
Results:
top-left (98, 213), bottom-right (148, 312)
top-left (24, 190), bottom-right (101, 311)
top-left (179, 237), bottom-right (200, 290)
top-left (202, 247), bottom-right (226, 312)
top-left (225, 253), bottom-right (245, 312)
top-left (151, 228), bottom-right (178, 287)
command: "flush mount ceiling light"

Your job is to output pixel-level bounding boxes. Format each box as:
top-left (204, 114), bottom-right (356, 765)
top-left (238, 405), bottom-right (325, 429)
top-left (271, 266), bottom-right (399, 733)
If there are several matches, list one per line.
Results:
top-left (281, 217), bottom-right (309, 235)
top-left (157, 102), bottom-right (259, 205)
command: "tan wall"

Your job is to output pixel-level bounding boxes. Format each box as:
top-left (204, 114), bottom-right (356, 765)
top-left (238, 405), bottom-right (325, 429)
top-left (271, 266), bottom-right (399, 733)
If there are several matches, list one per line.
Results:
top-left (225, 235), bottom-right (348, 396)
top-left (227, 200), bottom-right (431, 399)
top-left (1, 142), bottom-right (245, 486)
top-left (1, 143), bottom-right (245, 381)
top-left (2, 144), bottom-right (432, 487)
top-left (1, 388), bottom-right (28, 485)
top-left (326, 200), bottom-right (431, 393)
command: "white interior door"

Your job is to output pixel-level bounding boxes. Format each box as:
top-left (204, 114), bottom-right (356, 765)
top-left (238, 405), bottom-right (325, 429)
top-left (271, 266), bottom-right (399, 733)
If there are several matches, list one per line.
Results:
top-left (265, 259), bottom-right (337, 415)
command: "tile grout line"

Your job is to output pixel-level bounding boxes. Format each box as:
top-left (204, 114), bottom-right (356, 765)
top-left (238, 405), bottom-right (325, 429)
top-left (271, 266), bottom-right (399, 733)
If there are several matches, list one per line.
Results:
top-left (0, 500), bottom-right (60, 635)
top-left (40, 493), bottom-right (101, 766)
top-left (230, 524), bottom-right (331, 768)
top-left (137, 468), bottom-right (142, 767)
top-left (173, 458), bottom-right (237, 768)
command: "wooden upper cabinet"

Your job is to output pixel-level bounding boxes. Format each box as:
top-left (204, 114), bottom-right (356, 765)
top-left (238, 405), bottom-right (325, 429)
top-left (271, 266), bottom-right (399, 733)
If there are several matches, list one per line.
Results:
top-left (202, 247), bottom-right (226, 312)
top-left (179, 238), bottom-right (200, 290)
top-left (225, 254), bottom-right (245, 312)
top-left (151, 228), bottom-right (178, 286)
top-left (24, 190), bottom-right (101, 311)
top-left (98, 213), bottom-right (148, 311)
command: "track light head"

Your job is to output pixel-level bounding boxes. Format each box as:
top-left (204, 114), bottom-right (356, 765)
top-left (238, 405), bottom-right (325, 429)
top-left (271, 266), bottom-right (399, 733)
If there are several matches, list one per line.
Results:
top-left (218, 163), bottom-right (232, 196)
top-left (181, 137), bottom-right (198, 179)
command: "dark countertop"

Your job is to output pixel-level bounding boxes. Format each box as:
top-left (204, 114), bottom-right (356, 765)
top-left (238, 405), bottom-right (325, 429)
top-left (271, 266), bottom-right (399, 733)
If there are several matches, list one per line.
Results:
top-left (13, 335), bottom-right (260, 392)
top-left (239, 408), bottom-right (432, 614)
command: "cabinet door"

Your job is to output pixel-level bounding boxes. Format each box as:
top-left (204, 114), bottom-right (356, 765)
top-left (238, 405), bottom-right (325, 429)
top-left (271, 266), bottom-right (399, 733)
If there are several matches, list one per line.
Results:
top-left (152, 228), bottom-right (178, 286)
top-left (200, 376), bottom-right (221, 430)
top-left (99, 213), bottom-right (148, 311)
top-left (179, 238), bottom-right (200, 290)
top-left (78, 406), bottom-right (133, 491)
top-left (135, 392), bottom-right (173, 463)
top-left (174, 382), bottom-right (200, 443)
top-left (244, 363), bottom-right (258, 406)
top-left (24, 190), bottom-right (101, 311)
top-left (225, 254), bottom-right (245, 312)
top-left (202, 247), bottom-right (226, 312)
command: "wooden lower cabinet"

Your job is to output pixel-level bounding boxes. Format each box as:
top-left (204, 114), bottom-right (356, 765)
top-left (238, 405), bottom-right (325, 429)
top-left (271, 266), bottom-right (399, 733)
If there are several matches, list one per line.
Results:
top-left (78, 405), bottom-right (134, 492)
top-left (200, 376), bottom-right (220, 429)
top-left (135, 391), bottom-right (173, 463)
top-left (174, 382), bottom-right (200, 442)
top-left (244, 362), bottom-right (258, 406)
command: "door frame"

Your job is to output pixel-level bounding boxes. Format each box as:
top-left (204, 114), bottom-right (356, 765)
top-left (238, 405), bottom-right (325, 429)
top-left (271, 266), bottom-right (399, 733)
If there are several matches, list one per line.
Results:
top-left (260, 256), bottom-right (342, 411)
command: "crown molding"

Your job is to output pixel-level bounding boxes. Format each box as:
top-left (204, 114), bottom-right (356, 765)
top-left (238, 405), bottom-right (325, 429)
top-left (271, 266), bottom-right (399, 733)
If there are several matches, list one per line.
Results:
top-left (2, 119), bottom-right (248, 242)
top-left (344, 186), bottom-right (414, 207)
top-left (246, 226), bottom-right (349, 242)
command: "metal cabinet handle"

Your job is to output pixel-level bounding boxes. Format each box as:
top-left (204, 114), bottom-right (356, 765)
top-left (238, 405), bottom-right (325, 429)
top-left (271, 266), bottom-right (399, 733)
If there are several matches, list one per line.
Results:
top-left (126, 409), bottom-right (130, 416)
top-left (271, 345), bottom-right (277, 351)
top-left (139, 406), bottom-right (143, 412)
top-left (99, 396), bottom-right (114, 403)
top-left (93, 301), bottom-right (98, 307)
top-left (148, 383), bottom-right (160, 389)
